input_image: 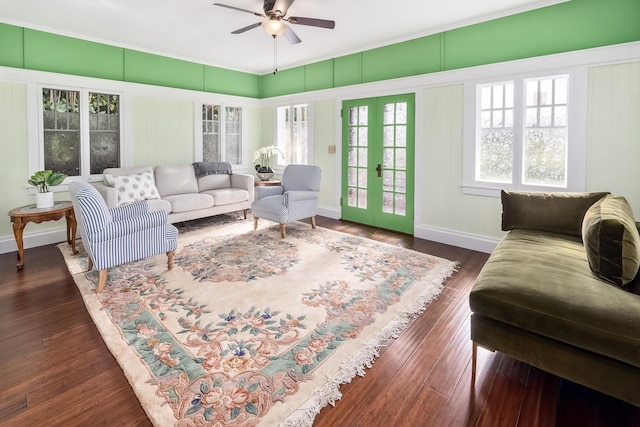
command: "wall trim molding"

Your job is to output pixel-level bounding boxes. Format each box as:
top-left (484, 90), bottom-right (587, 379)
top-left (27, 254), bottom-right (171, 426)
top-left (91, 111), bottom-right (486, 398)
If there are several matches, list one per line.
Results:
top-left (0, 213), bottom-right (497, 256)
top-left (414, 225), bottom-right (500, 254)
top-left (0, 229), bottom-right (69, 256)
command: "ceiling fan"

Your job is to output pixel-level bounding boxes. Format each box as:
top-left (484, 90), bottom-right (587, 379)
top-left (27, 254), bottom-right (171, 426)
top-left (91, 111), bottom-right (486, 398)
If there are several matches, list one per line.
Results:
top-left (213, 0), bottom-right (335, 44)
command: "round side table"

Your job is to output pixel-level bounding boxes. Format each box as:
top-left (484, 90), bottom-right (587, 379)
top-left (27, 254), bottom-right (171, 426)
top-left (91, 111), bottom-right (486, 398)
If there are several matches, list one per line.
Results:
top-left (8, 201), bottom-right (78, 269)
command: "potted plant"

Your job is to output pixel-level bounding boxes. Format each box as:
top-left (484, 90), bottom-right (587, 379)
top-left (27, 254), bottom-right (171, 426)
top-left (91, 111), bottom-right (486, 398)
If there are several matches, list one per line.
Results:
top-left (253, 145), bottom-right (284, 181)
top-left (28, 170), bottom-right (67, 208)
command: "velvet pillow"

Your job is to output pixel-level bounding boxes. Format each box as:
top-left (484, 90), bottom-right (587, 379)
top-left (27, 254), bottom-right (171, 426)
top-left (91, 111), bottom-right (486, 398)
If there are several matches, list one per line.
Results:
top-left (501, 191), bottom-right (609, 237)
top-left (582, 195), bottom-right (640, 286)
top-left (104, 171), bottom-right (160, 205)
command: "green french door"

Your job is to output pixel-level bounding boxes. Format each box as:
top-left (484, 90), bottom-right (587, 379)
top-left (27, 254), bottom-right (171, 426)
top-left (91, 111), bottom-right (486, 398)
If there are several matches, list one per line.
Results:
top-left (341, 94), bottom-right (415, 234)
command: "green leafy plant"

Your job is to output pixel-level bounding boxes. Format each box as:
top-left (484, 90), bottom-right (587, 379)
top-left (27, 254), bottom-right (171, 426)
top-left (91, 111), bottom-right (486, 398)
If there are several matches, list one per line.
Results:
top-left (27, 170), bottom-right (67, 193)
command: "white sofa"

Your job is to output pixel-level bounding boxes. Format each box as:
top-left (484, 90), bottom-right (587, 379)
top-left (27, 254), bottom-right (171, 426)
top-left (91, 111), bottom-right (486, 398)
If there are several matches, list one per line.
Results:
top-left (92, 164), bottom-right (254, 223)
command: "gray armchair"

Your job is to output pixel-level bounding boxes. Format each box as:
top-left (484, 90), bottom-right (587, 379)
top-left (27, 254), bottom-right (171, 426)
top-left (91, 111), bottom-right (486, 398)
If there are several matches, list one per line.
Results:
top-left (69, 181), bottom-right (178, 293)
top-left (251, 164), bottom-right (322, 238)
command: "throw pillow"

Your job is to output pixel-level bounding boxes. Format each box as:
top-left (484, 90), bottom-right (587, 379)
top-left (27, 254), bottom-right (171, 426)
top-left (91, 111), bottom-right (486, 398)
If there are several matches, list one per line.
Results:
top-left (582, 195), bottom-right (640, 286)
top-left (501, 191), bottom-right (610, 237)
top-left (104, 171), bottom-right (160, 205)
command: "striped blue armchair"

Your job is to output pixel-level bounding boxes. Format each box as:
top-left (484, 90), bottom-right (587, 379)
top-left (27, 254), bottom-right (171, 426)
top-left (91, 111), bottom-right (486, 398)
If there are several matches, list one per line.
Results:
top-left (69, 181), bottom-right (178, 293)
top-left (252, 164), bottom-right (322, 238)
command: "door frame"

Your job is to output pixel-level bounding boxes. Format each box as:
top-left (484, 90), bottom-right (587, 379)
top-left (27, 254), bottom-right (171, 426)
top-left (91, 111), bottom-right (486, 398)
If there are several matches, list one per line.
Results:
top-left (340, 93), bottom-right (415, 234)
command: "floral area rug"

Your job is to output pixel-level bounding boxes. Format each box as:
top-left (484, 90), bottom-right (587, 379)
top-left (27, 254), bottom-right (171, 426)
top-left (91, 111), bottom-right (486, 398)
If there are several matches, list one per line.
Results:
top-left (58, 214), bottom-right (457, 427)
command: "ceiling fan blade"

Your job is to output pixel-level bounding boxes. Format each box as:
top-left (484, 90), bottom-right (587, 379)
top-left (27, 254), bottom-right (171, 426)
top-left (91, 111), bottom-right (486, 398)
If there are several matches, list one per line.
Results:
top-left (283, 26), bottom-right (301, 44)
top-left (287, 16), bottom-right (335, 29)
top-left (213, 3), bottom-right (265, 18)
top-left (231, 22), bottom-right (262, 34)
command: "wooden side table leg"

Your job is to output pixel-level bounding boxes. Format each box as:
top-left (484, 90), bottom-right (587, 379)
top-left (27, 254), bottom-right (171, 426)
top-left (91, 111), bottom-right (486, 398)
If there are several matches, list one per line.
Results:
top-left (12, 221), bottom-right (26, 269)
top-left (66, 211), bottom-right (78, 254)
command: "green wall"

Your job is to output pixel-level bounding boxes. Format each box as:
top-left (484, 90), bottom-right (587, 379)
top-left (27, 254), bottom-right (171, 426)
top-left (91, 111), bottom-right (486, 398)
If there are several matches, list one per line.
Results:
top-left (259, 0), bottom-right (640, 97)
top-left (0, 25), bottom-right (261, 98)
top-left (0, 0), bottom-right (638, 99)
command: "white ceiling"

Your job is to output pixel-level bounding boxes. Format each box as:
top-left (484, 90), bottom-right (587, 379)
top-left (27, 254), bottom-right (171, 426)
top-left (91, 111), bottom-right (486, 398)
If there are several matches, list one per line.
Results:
top-left (0, 0), bottom-right (566, 75)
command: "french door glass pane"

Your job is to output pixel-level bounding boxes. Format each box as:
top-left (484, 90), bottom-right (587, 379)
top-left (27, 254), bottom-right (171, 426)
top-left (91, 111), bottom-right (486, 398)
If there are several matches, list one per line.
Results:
top-left (380, 102), bottom-right (409, 216)
top-left (383, 192), bottom-right (393, 213)
top-left (347, 105), bottom-right (369, 210)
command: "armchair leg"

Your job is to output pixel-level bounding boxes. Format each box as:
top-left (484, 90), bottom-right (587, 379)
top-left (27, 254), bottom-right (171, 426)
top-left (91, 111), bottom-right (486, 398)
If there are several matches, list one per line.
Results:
top-left (243, 209), bottom-right (248, 220)
top-left (88, 257), bottom-right (94, 272)
top-left (280, 224), bottom-right (286, 238)
top-left (253, 217), bottom-right (259, 230)
top-left (311, 216), bottom-right (317, 229)
top-left (167, 250), bottom-right (175, 270)
top-left (97, 269), bottom-right (107, 293)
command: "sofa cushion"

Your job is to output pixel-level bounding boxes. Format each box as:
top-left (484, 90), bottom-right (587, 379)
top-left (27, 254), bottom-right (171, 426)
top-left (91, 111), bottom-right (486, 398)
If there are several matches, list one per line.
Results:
top-left (154, 165), bottom-right (199, 197)
top-left (469, 229), bottom-right (640, 370)
top-left (501, 191), bottom-right (609, 237)
top-left (163, 193), bottom-right (214, 213)
top-left (582, 195), bottom-right (640, 286)
top-left (201, 188), bottom-right (249, 206)
top-left (103, 171), bottom-right (160, 205)
top-left (198, 174), bottom-right (232, 192)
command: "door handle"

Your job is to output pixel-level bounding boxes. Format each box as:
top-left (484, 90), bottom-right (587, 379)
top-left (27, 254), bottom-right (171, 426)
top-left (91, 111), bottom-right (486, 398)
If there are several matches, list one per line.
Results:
top-left (376, 164), bottom-right (382, 178)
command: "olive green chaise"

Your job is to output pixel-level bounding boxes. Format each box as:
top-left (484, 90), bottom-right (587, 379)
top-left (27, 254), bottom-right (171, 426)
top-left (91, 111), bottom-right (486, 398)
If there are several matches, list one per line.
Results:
top-left (470, 191), bottom-right (640, 407)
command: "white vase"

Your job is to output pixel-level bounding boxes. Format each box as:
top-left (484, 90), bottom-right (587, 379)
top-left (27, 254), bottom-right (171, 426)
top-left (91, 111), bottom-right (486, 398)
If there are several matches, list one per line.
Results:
top-left (36, 192), bottom-right (54, 209)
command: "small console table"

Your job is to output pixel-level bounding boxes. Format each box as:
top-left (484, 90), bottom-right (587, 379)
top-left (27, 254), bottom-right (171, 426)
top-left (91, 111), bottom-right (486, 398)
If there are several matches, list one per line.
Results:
top-left (8, 201), bottom-right (78, 269)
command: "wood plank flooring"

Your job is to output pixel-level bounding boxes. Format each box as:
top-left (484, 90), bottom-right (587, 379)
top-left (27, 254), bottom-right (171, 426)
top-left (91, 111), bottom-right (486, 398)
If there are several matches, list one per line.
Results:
top-left (1, 216), bottom-right (638, 426)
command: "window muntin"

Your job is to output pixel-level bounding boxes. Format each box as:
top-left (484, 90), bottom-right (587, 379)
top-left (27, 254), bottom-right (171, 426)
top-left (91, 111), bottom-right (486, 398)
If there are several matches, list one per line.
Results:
top-left (471, 73), bottom-right (571, 193)
top-left (201, 104), bottom-right (242, 165)
top-left (41, 87), bottom-right (121, 178)
top-left (277, 104), bottom-right (309, 165)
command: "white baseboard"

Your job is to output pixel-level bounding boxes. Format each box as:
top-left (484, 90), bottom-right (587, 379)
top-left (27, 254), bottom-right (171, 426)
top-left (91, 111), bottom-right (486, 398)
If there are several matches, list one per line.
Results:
top-left (414, 225), bottom-right (499, 254)
top-left (0, 229), bottom-right (70, 255)
top-left (0, 212), bottom-right (498, 256)
top-left (317, 205), bottom-right (341, 220)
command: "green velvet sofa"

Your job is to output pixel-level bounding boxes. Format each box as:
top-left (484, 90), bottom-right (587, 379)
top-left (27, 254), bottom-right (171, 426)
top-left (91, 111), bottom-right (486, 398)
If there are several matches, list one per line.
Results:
top-left (469, 191), bottom-right (640, 407)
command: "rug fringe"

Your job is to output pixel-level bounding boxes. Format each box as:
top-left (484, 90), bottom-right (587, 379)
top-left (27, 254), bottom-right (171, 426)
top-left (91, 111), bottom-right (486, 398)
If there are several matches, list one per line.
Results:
top-left (282, 262), bottom-right (458, 427)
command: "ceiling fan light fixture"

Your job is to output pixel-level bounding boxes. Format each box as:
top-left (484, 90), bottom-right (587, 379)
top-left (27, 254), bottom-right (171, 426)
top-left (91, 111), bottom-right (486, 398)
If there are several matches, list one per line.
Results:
top-left (261, 18), bottom-right (287, 37)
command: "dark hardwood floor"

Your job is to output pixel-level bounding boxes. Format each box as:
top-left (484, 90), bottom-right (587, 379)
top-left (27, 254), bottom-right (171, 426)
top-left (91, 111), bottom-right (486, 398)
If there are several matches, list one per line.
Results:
top-left (1, 216), bottom-right (638, 426)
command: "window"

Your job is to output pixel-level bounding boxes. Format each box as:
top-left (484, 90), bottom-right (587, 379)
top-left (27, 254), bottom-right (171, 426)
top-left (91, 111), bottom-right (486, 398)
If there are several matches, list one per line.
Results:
top-left (201, 104), bottom-right (242, 165)
top-left (463, 70), bottom-right (586, 196)
top-left (40, 87), bottom-right (121, 178)
top-left (276, 103), bottom-right (309, 165)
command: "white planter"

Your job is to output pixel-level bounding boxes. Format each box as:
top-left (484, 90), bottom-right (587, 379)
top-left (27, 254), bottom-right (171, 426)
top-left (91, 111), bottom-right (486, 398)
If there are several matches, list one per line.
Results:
top-left (36, 191), bottom-right (54, 209)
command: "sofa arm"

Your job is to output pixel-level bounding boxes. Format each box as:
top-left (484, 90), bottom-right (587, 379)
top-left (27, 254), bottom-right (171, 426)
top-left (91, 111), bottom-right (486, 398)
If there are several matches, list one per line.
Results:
top-left (91, 182), bottom-right (119, 208)
top-left (231, 173), bottom-right (255, 202)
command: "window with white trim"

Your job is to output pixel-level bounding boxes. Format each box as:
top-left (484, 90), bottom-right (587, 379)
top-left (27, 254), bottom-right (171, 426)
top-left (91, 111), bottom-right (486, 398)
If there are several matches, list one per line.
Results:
top-left (201, 104), bottom-right (242, 165)
top-left (40, 87), bottom-right (121, 178)
top-left (463, 69), bottom-right (586, 196)
top-left (276, 103), bottom-right (309, 165)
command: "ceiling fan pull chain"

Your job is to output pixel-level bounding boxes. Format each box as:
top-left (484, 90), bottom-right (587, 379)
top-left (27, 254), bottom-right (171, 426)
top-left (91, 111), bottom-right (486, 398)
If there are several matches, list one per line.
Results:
top-left (273, 35), bottom-right (278, 74)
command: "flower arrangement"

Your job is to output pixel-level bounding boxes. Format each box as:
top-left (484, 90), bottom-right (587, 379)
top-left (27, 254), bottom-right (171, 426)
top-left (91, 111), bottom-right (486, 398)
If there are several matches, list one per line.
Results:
top-left (253, 145), bottom-right (284, 173)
